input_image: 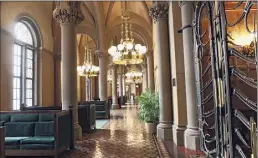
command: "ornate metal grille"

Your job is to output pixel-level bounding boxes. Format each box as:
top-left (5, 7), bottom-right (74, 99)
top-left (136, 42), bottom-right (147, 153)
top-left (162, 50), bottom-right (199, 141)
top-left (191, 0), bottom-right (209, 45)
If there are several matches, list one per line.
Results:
top-left (194, 1), bottom-right (257, 158)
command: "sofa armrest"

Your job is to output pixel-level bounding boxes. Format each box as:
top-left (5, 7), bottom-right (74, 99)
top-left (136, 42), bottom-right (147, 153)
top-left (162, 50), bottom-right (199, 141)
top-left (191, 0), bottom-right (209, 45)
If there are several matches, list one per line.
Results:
top-left (55, 110), bottom-right (73, 150)
top-left (0, 127), bottom-right (5, 158)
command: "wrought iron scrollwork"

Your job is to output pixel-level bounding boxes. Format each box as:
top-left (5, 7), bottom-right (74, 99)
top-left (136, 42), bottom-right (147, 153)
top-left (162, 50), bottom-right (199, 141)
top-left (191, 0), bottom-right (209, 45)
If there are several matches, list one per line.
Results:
top-left (194, 1), bottom-right (257, 157)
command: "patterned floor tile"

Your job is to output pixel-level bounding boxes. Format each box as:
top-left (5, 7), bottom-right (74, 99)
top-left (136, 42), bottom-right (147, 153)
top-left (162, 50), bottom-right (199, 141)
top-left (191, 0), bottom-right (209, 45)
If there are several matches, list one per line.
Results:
top-left (61, 105), bottom-right (160, 158)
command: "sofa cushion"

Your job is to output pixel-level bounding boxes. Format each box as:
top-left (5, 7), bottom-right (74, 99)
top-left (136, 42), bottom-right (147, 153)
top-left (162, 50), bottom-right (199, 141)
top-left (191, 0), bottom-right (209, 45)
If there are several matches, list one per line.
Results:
top-left (35, 122), bottom-right (54, 136)
top-left (20, 144), bottom-right (54, 150)
top-left (20, 136), bottom-right (54, 144)
top-left (0, 114), bottom-right (10, 122)
top-left (5, 137), bottom-right (29, 145)
top-left (39, 114), bottom-right (55, 122)
top-left (11, 114), bottom-right (38, 122)
top-left (5, 122), bottom-right (34, 137)
top-left (5, 145), bottom-right (20, 149)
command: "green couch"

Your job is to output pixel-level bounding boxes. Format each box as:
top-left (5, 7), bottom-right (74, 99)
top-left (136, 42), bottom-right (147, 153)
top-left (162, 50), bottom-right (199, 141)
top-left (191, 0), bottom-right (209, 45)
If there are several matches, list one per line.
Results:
top-left (0, 110), bottom-right (73, 158)
top-left (81, 101), bottom-right (110, 119)
top-left (0, 127), bottom-right (4, 158)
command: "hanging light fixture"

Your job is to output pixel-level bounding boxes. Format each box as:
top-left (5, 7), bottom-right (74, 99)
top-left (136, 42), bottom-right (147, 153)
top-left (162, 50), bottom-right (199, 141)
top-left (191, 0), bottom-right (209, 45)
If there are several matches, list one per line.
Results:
top-left (108, 2), bottom-right (147, 65)
top-left (77, 46), bottom-right (100, 77)
top-left (125, 65), bottom-right (143, 83)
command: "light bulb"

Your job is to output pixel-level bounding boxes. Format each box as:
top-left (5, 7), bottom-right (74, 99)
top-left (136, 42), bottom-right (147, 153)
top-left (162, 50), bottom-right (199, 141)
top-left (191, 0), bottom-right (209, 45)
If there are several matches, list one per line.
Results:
top-left (126, 42), bottom-right (133, 50)
top-left (117, 44), bottom-right (124, 51)
top-left (135, 44), bottom-right (141, 51)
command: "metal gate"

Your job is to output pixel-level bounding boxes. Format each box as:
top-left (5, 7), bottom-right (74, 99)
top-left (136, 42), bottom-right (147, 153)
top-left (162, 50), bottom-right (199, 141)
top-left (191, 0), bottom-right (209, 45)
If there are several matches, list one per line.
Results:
top-left (194, 1), bottom-right (257, 158)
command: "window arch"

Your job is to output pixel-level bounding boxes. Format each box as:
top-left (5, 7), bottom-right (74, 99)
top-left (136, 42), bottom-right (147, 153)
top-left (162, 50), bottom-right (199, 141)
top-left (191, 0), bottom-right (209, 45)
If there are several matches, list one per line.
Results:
top-left (13, 18), bottom-right (40, 110)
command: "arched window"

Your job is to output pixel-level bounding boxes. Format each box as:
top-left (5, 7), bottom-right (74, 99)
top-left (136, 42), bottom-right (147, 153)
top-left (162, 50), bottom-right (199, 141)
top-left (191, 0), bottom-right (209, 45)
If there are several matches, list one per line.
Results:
top-left (13, 19), bottom-right (39, 110)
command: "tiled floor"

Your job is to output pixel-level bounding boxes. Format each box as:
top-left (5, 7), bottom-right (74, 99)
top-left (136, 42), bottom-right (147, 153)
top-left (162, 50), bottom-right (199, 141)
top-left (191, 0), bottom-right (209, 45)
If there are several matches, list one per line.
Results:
top-left (62, 105), bottom-right (160, 158)
top-left (7, 105), bottom-right (205, 158)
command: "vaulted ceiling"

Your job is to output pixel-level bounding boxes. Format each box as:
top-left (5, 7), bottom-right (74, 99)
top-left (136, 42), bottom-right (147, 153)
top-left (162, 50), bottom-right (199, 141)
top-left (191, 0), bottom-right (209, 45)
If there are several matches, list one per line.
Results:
top-left (78, 1), bottom-right (153, 50)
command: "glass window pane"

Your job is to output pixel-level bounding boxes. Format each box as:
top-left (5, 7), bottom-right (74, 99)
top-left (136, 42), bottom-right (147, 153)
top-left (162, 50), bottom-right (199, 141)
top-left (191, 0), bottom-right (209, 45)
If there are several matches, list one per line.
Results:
top-left (14, 22), bottom-right (33, 45)
top-left (16, 89), bottom-right (20, 99)
top-left (26, 99), bottom-right (32, 107)
top-left (26, 89), bottom-right (32, 98)
top-left (13, 90), bottom-right (16, 99)
top-left (16, 78), bottom-right (20, 88)
top-left (26, 80), bottom-right (32, 89)
top-left (13, 100), bottom-right (17, 110)
top-left (13, 78), bottom-right (16, 88)
top-left (27, 49), bottom-right (33, 59)
top-left (26, 69), bottom-right (33, 78)
top-left (26, 59), bottom-right (33, 69)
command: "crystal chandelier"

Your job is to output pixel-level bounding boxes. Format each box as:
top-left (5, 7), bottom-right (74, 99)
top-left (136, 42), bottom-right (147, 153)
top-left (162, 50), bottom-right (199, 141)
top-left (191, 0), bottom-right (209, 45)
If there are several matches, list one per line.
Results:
top-left (108, 2), bottom-right (147, 65)
top-left (77, 47), bottom-right (100, 77)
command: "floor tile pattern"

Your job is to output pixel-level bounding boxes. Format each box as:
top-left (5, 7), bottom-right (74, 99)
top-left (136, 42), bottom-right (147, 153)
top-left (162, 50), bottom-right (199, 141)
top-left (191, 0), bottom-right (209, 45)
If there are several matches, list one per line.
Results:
top-left (62, 105), bottom-right (160, 158)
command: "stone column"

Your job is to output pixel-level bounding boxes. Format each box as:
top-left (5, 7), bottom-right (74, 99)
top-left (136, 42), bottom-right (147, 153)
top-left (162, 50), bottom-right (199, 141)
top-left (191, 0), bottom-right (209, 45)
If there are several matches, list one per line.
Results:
top-left (169, 2), bottom-right (187, 146)
top-left (146, 50), bottom-right (155, 91)
top-left (96, 51), bottom-right (108, 101)
top-left (111, 64), bottom-right (119, 109)
top-left (118, 67), bottom-right (123, 106)
top-left (141, 63), bottom-right (148, 92)
top-left (53, 1), bottom-right (84, 140)
top-left (180, 1), bottom-right (200, 150)
top-left (107, 81), bottom-right (112, 97)
top-left (150, 2), bottom-right (173, 140)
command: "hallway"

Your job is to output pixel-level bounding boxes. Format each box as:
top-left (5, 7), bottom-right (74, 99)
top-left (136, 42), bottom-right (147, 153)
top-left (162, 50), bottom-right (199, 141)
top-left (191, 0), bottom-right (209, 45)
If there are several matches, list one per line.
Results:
top-left (64, 105), bottom-right (160, 158)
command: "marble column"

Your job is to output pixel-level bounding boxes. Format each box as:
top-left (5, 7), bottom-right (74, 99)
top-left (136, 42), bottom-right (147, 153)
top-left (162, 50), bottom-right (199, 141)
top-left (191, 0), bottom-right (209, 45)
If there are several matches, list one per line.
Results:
top-left (118, 67), bottom-right (123, 106)
top-left (107, 81), bottom-right (112, 97)
top-left (111, 64), bottom-right (119, 109)
top-left (96, 51), bottom-right (108, 101)
top-left (180, 1), bottom-right (200, 150)
top-left (149, 2), bottom-right (173, 140)
top-left (169, 2), bottom-right (187, 146)
top-left (53, 1), bottom-right (84, 140)
top-left (146, 50), bottom-right (155, 91)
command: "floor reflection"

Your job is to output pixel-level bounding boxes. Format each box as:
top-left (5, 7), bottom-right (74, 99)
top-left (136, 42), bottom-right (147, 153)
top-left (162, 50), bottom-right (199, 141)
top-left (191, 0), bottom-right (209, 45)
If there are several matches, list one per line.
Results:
top-left (63, 105), bottom-right (159, 158)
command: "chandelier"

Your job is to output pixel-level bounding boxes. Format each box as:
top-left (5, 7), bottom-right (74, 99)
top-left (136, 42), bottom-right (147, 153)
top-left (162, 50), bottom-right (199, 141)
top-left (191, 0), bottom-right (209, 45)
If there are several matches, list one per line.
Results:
top-left (108, 2), bottom-right (147, 65)
top-left (125, 70), bottom-right (143, 83)
top-left (77, 47), bottom-right (100, 77)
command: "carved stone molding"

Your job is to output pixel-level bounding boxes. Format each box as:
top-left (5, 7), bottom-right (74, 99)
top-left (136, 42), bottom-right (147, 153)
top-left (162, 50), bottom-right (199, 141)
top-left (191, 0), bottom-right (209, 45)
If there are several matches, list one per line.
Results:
top-left (96, 50), bottom-right (109, 59)
top-left (53, 2), bottom-right (84, 25)
top-left (178, 1), bottom-right (186, 8)
top-left (149, 2), bottom-right (169, 22)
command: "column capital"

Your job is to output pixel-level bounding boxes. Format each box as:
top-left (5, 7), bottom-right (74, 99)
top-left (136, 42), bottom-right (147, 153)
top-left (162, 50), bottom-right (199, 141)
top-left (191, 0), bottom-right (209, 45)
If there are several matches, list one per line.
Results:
top-left (149, 2), bottom-right (169, 22)
top-left (95, 50), bottom-right (109, 59)
top-left (178, 1), bottom-right (186, 8)
top-left (53, 1), bottom-right (84, 25)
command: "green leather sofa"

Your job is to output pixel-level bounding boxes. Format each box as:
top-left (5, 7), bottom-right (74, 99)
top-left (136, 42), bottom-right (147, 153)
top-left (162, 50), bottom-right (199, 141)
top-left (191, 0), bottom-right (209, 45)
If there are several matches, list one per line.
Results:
top-left (0, 127), bottom-right (4, 158)
top-left (0, 110), bottom-right (73, 158)
top-left (81, 101), bottom-right (110, 119)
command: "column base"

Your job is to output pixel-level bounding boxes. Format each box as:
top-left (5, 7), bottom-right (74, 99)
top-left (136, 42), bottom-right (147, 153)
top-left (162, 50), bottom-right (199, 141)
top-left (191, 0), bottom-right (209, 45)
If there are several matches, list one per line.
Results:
top-left (112, 104), bottom-right (119, 109)
top-left (184, 128), bottom-right (200, 150)
top-left (73, 123), bottom-right (82, 141)
top-left (157, 123), bottom-right (173, 140)
top-left (172, 124), bottom-right (186, 146)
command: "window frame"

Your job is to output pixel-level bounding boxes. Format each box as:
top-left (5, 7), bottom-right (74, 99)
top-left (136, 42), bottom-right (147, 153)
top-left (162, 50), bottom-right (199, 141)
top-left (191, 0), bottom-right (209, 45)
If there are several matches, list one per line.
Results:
top-left (13, 20), bottom-right (39, 109)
